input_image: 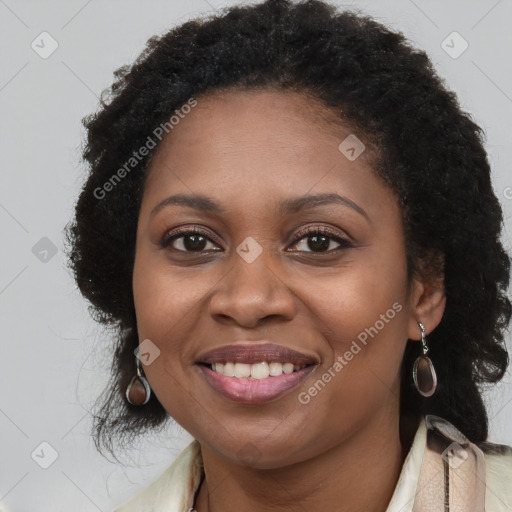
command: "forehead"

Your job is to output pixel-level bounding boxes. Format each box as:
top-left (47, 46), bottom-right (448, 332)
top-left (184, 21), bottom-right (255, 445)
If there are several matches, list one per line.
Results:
top-left (143, 88), bottom-right (375, 190)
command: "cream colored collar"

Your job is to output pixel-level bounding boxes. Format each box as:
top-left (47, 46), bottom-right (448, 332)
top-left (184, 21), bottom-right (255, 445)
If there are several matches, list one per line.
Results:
top-left (114, 415), bottom-right (512, 511)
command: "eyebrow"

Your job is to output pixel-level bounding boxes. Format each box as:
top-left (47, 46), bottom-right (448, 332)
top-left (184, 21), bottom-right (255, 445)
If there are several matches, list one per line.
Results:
top-left (150, 192), bottom-right (369, 221)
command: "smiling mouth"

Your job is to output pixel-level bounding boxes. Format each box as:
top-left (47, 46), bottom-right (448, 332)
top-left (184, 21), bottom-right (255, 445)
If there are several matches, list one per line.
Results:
top-left (199, 361), bottom-right (311, 379)
top-left (196, 361), bottom-right (317, 403)
top-left (194, 342), bottom-right (319, 403)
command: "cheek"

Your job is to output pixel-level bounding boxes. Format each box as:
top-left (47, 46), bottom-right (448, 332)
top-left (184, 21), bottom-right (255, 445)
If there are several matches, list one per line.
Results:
top-left (294, 304), bottom-right (407, 451)
top-left (132, 244), bottom-right (205, 344)
top-left (131, 247), bottom-right (220, 405)
top-left (307, 251), bottom-right (408, 347)
top-left (302, 251), bottom-right (409, 400)
top-left (132, 248), bottom-right (190, 381)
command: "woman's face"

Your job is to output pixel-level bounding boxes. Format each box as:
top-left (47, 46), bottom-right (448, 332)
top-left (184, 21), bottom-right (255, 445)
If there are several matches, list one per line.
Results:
top-left (132, 89), bottom-right (437, 468)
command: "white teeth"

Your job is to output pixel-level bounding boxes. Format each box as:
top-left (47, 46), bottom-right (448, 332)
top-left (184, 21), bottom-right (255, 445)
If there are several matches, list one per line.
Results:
top-left (223, 361), bottom-right (235, 377)
top-left (251, 362), bottom-right (270, 379)
top-left (234, 363), bottom-right (251, 378)
top-left (283, 363), bottom-right (294, 374)
top-left (209, 361), bottom-right (308, 378)
top-left (269, 362), bottom-right (283, 376)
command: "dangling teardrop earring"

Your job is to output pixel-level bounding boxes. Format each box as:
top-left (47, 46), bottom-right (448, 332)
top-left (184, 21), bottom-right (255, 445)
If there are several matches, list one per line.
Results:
top-left (125, 355), bottom-right (151, 406)
top-left (412, 322), bottom-right (437, 397)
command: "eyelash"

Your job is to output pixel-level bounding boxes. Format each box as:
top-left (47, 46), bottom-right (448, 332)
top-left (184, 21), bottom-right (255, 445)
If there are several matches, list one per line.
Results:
top-left (159, 225), bottom-right (353, 255)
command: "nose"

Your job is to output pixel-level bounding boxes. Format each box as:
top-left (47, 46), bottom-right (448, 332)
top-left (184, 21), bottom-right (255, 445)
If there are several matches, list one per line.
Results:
top-left (208, 246), bottom-right (296, 328)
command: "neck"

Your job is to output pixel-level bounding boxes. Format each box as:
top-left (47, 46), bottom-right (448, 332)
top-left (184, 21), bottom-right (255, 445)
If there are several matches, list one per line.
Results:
top-left (194, 410), bottom-right (412, 512)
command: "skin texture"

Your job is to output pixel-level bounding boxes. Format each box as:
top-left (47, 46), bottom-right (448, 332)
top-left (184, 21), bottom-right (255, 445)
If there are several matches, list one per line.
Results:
top-left (132, 89), bottom-right (446, 512)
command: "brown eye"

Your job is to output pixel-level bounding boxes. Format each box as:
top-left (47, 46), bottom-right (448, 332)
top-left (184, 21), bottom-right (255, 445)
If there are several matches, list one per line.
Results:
top-left (160, 227), bottom-right (222, 253)
top-left (288, 226), bottom-right (353, 253)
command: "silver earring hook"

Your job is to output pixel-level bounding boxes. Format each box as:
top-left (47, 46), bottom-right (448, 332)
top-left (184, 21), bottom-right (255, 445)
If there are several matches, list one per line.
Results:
top-left (418, 322), bottom-right (428, 355)
top-left (136, 355), bottom-right (143, 377)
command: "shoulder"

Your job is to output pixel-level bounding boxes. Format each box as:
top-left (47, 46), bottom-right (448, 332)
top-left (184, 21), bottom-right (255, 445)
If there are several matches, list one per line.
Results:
top-left (114, 440), bottom-right (203, 512)
top-left (479, 441), bottom-right (512, 511)
top-left (423, 415), bottom-right (512, 511)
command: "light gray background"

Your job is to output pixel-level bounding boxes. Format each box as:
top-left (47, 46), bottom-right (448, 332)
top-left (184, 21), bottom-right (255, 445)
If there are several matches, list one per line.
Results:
top-left (1, 0), bottom-right (511, 510)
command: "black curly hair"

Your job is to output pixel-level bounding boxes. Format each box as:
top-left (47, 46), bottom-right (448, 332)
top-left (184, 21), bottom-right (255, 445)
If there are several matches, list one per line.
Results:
top-left (64, 0), bottom-right (511, 460)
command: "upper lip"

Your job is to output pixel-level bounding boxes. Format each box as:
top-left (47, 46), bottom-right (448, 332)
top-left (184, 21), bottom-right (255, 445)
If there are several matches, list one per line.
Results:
top-left (196, 342), bottom-right (320, 365)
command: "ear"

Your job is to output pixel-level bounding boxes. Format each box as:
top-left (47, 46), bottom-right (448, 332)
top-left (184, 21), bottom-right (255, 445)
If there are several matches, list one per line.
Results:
top-left (406, 256), bottom-right (446, 340)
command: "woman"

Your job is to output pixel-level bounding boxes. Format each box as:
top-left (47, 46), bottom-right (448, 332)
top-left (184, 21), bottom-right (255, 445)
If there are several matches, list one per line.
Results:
top-left (65, 0), bottom-right (512, 510)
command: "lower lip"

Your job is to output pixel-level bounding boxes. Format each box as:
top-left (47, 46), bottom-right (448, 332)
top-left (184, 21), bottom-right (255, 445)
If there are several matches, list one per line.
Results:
top-left (196, 364), bottom-right (316, 404)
